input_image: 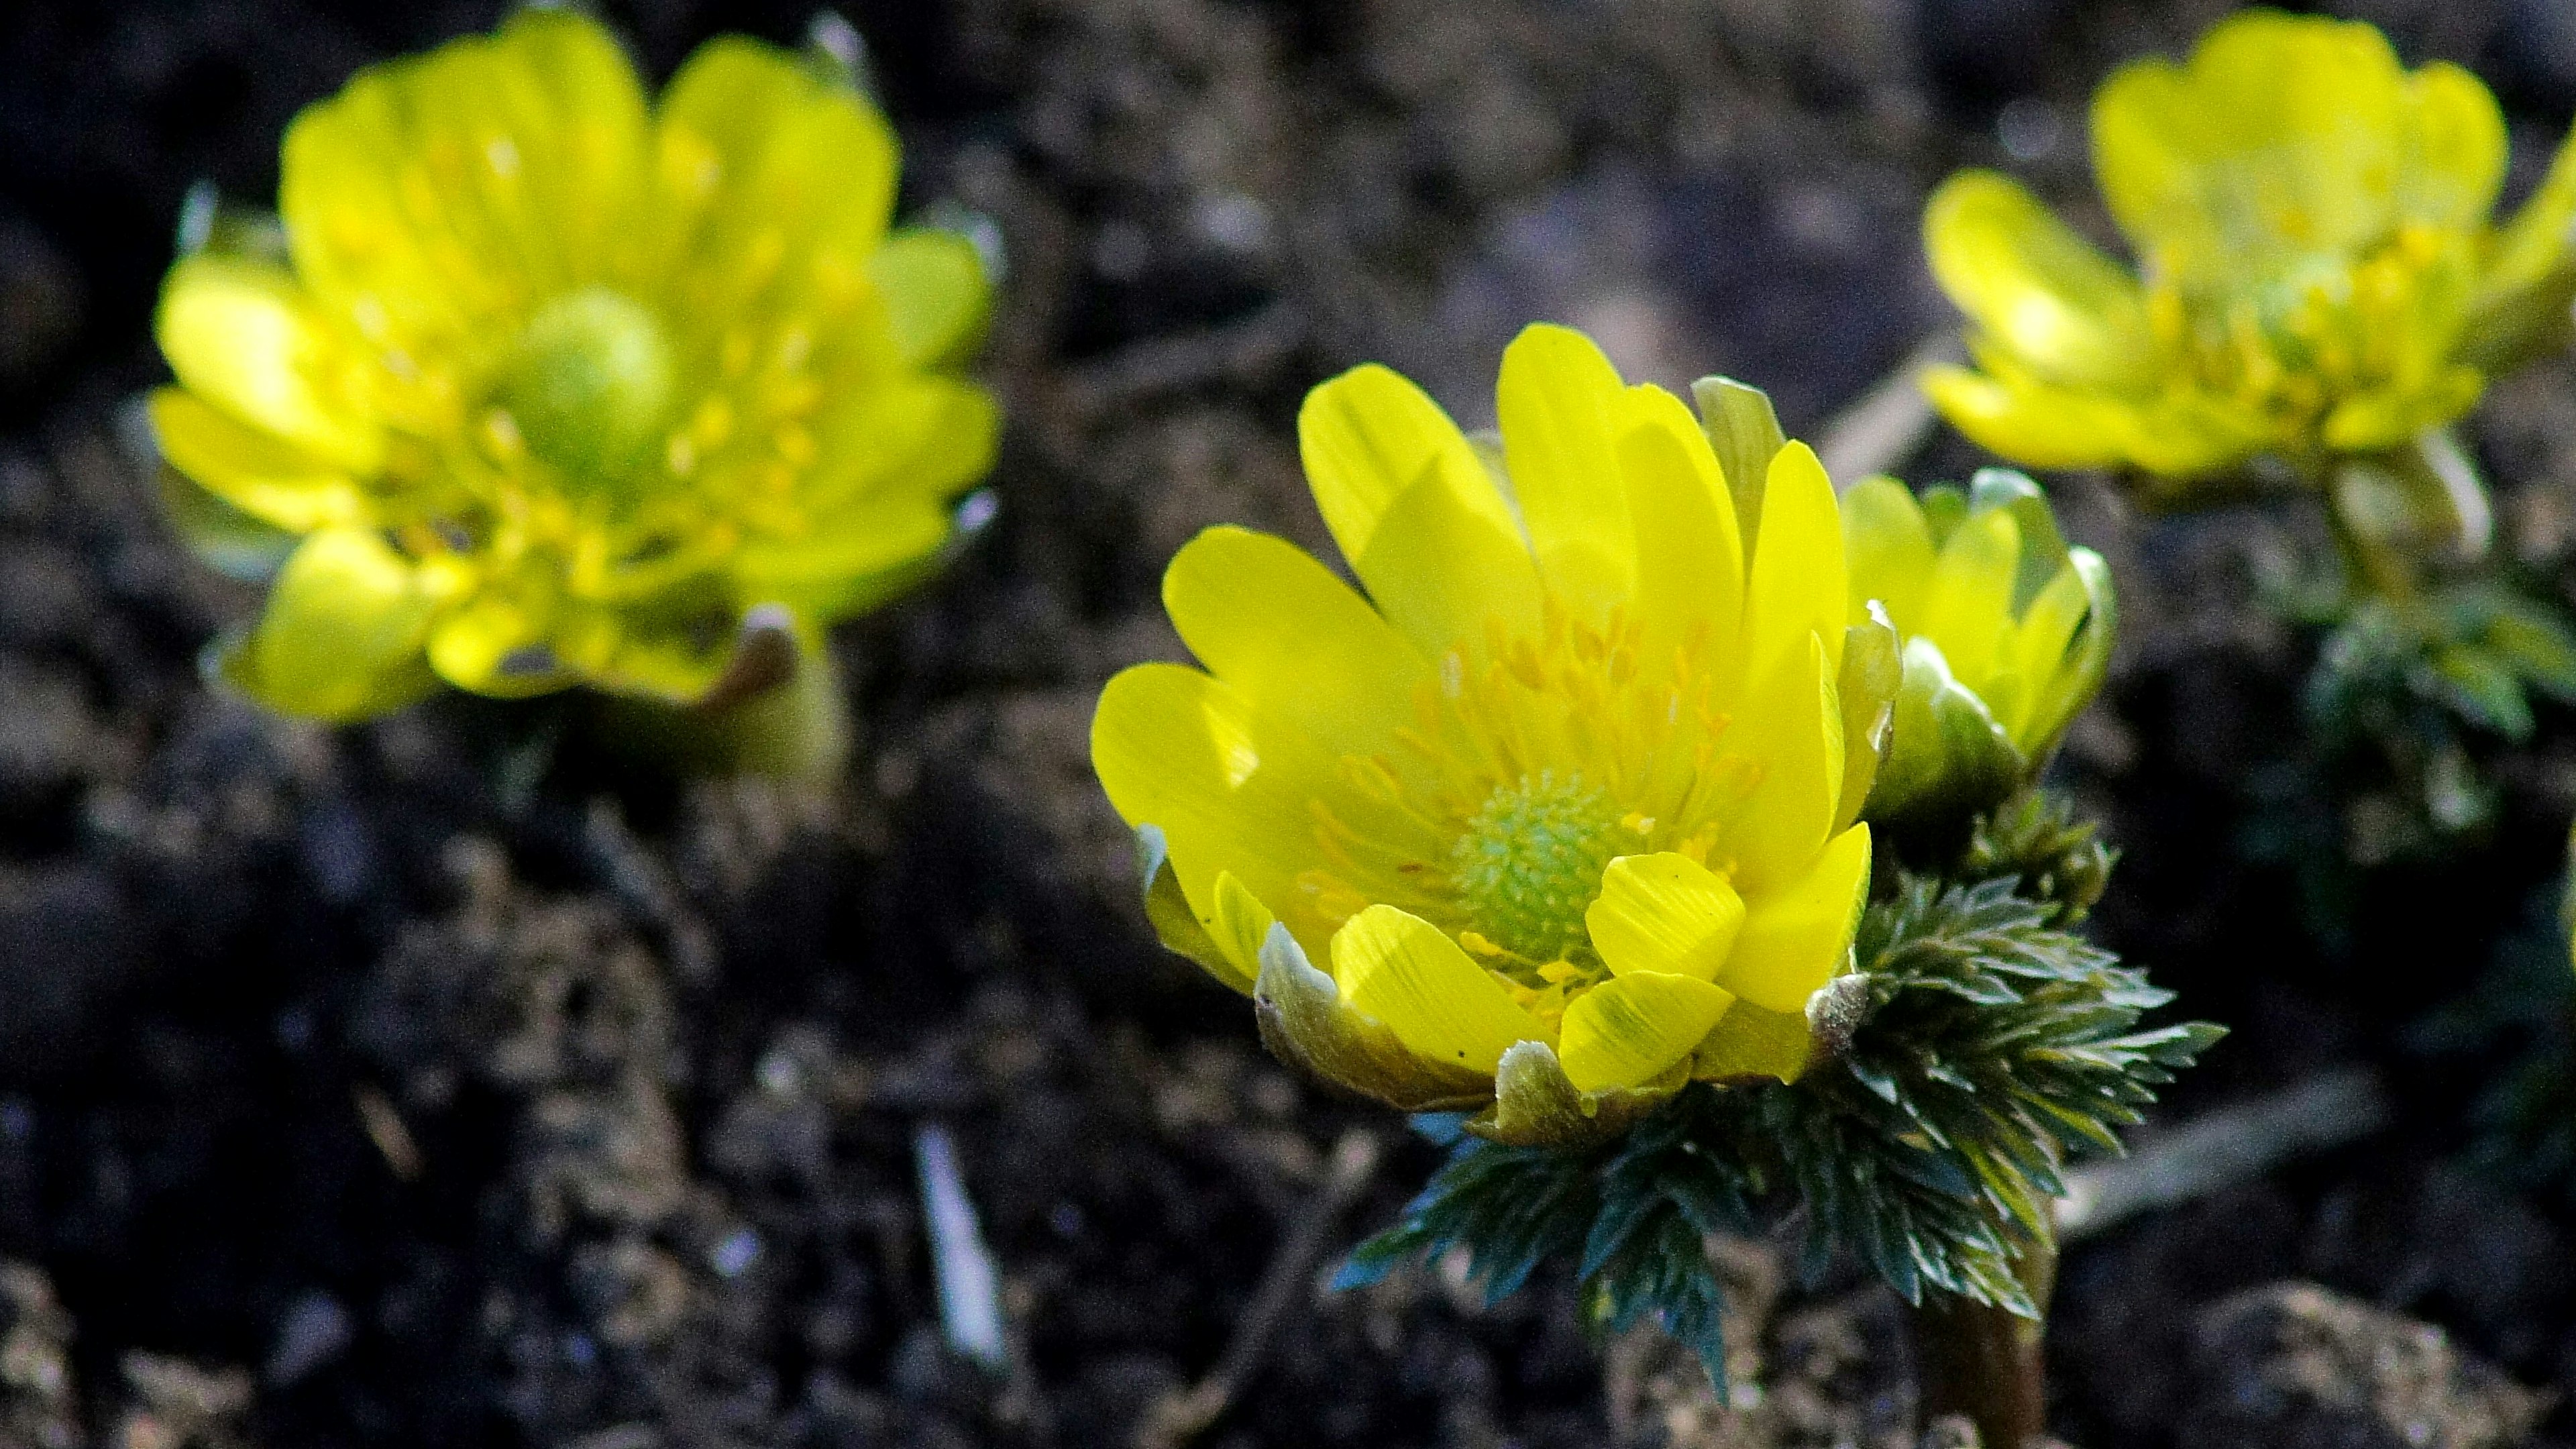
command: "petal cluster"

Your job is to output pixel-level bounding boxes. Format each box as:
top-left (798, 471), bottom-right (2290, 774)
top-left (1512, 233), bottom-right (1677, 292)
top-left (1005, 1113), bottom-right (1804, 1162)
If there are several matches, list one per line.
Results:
top-left (1093, 325), bottom-right (1892, 1144)
top-left (152, 11), bottom-right (998, 720)
top-left (1844, 470), bottom-right (2114, 824)
top-left (1923, 10), bottom-right (2576, 484)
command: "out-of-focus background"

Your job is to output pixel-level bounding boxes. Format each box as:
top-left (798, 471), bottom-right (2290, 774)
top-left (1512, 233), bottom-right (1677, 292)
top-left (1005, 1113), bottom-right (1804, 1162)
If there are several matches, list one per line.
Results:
top-left (3, 1), bottom-right (2576, 1445)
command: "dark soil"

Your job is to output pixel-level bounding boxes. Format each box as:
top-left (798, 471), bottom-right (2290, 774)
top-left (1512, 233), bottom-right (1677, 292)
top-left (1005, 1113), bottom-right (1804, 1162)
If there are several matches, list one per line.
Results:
top-left (3, 1), bottom-right (2576, 1446)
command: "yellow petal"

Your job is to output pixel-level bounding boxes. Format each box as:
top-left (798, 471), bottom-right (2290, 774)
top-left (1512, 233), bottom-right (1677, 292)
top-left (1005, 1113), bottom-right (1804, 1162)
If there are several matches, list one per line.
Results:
top-left (1332, 905), bottom-right (1546, 1076)
top-left (1737, 441), bottom-right (1846, 694)
top-left (2004, 562), bottom-right (2092, 745)
top-left (1137, 824), bottom-right (1249, 991)
top-left (1713, 632), bottom-right (1841, 896)
top-left (1164, 525), bottom-right (1430, 761)
top-left (1297, 363), bottom-right (1514, 580)
top-left (1256, 924), bottom-right (1495, 1111)
top-left (731, 498), bottom-right (952, 622)
top-left (2090, 61), bottom-right (2218, 266)
top-left (156, 256), bottom-right (380, 472)
top-left (1923, 170), bottom-right (2155, 390)
top-left (1352, 455), bottom-right (1544, 658)
top-left (148, 388), bottom-right (365, 534)
top-left (1092, 663), bottom-right (1348, 959)
top-left (1619, 384), bottom-right (1744, 670)
top-left (1210, 872), bottom-right (1279, 985)
top-left (427, 592), bottom-right (574, 698)
top-left (1723, 822), bottom-right (1870, 1014)
top-left (2094, 13), bottom-right (2409, 270)
top-left (655, 34), bottom-right (898, 302)
top-left (579, 606), bottom-right (737, 704)
top-left (2473, 123), bottom-right (2576, 347)
top-left (1923, 365), bottom-right (2129, 472)
top-left (2321, 368), bottom-right (2485, 453)
top-left (870, 227), bottom-right (991, 371)
top-left (2400, 63), bottom-right (2508, 230)
top-left (1558, 971), bottom-right (1735, 1093)
top-left (233, 528), bottom-right (439, 722)
top-left (1840, 475), bottom-right (1937, 634)
top-left (1497, 323), bottom-right (1635, 611)
top-left (282, 9), bottom-right (653, 337)
top-left (1690, 1001), bottom-right (1816, 1085)
top-left (803, 375), bottom-right (1000, 517)
top-left (1586, 852), bottom-right (1748, 983)
top-left (2026, 548), bottom-right (2118, 754)
top-left (1917, 506), bottom-right (2021, 686)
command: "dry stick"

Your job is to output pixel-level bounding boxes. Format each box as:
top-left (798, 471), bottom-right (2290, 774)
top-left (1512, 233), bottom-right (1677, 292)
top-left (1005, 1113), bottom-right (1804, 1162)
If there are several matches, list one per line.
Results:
top-left (1813, 333), bottom-right (1964, 486)
top-left (916, 1122), bottom-right (1011, 1372)
top-left (2058, 1067), bottom-right (2390, 1242)
top-left (1134, 1128), bottom-right (1385, 1449)
top-left (582, 796), bottom-right (717, 985)
top-left (1060, 300), bottom-right (1307, 418)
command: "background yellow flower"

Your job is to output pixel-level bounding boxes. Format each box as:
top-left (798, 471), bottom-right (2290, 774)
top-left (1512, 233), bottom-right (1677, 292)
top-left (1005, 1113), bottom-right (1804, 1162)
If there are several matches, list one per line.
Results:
top-left (151, 11), bottom-right (997, 723)
top-left (1093, 325), bottom-right (1892, 1144)
top-left (1922, 9), bottom-right (2576, 486)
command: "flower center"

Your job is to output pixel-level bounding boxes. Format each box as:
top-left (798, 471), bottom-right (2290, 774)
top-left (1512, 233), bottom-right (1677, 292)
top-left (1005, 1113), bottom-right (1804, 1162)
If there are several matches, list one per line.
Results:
top-left (1448, 770), bottom-right (1625, 964)
top-left (498, 286), bottom-right (678, 490)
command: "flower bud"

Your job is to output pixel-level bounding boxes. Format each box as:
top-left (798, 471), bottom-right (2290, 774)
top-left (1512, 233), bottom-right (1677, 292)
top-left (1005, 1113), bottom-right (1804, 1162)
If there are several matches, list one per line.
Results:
top-left (1845, 469), bottom-right (2114, 825)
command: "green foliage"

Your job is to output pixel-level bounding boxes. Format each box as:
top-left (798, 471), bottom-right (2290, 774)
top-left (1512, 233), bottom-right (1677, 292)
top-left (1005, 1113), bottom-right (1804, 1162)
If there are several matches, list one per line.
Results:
top-left (1959, 790), bottom-right (2116, 924)
top-left (1338, 861), bottom-right (2222, 1387)
top-left (2413, 884), bottom-right (2576, 1205)
top-left (1334, 1106), bottom-right (1751, 1389)
top-left (1817, 877), bottom-right (2220, 1299)
top-left (2294, 583), bottom-right (2576, 857)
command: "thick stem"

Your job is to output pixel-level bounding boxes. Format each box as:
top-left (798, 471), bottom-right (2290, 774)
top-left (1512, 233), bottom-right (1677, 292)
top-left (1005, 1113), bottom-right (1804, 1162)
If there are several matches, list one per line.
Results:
top-left (2322, 427), bottom-right (2493, 606)
top-left (1905, 1233), bottom-right (2057, 1449)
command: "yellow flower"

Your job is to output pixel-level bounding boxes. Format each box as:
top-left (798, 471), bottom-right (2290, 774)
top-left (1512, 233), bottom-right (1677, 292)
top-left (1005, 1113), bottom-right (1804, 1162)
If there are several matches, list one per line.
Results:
top-left (150, 11), bottom-right (997, 723)
top-left (1092, 326), bottom-right (1894, 1145)
top-left (1843, 469), bottom-right (2115, 824)
top-left (1923, 9), bottom-right (2576, 486)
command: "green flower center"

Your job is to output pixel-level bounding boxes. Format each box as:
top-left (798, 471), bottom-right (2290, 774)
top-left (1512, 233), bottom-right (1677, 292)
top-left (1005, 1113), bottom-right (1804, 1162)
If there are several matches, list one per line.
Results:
top-left (498, 286), bottom-right (678, 490)
top-left (1449, 771), bottom-right (1625, 963)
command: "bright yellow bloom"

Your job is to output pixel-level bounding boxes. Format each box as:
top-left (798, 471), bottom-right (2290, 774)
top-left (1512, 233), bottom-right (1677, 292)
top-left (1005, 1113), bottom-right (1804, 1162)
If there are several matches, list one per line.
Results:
top-left (1093, 326), bottom-right (1894, 1145)
top-left (151, 11), bottom-right (996, 722)
top-left (1923, 9), bottom-right (2576, 486)
top-left (1844, 469), bottom-right (2114, 824)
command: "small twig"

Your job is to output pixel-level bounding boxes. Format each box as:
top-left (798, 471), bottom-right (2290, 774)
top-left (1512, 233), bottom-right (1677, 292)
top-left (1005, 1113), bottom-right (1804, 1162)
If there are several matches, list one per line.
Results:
top-left (2059, 1068), bottom-right (2390, 1241)
top-left (1814, 333), bottom-right (1963, 486)
top-left (352, 1085), bottom-right (423, 1181)
top-left (582, 797), bottom-right (716, 984)
top-left (915, 1122), bottom-right (1010, 1371)
top-left (1134, 1128), bottom-right (1383, 1449)
top-left (1059, 301), bottom-right (1307, 417)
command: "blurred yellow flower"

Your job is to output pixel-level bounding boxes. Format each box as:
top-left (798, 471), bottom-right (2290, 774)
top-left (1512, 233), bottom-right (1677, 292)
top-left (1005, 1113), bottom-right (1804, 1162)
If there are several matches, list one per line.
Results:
top-left (152, 11), bottom-right (996, 722)
top-left (1093, 326), bottom-right (1894, 1144)
top-left (1923, 9), bottom-right (2576, 487)
top-left (1844, 470), bottom-right (2114, 824)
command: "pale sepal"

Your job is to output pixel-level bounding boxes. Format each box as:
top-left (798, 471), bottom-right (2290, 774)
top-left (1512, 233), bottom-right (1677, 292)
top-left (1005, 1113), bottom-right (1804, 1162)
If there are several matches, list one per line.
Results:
top-left (1251, 924), bottom-right (1493, 1113)
top-left (1690, 376), bottom-right (1785, 551)
top-left (1836, 607), bottom-right (1901, 834)
top-left (1464, 1038), bottom-right (1684, 1148)
top-left (1866, 635), bottom-right (2028, 825)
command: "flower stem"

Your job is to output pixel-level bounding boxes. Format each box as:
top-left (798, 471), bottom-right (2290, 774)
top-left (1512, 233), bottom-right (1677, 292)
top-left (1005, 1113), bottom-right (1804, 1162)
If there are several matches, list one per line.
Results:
top-left (1904, 1231), bottom-right (2057, 1449)
top-left (2322, 427), bottom-right (2493, 606)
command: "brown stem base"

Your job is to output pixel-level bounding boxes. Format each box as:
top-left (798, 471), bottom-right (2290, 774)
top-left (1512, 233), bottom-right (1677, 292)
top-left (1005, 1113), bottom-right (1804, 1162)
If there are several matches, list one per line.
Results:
top-left (1906, 1290), bottom-right (2047, 1448)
